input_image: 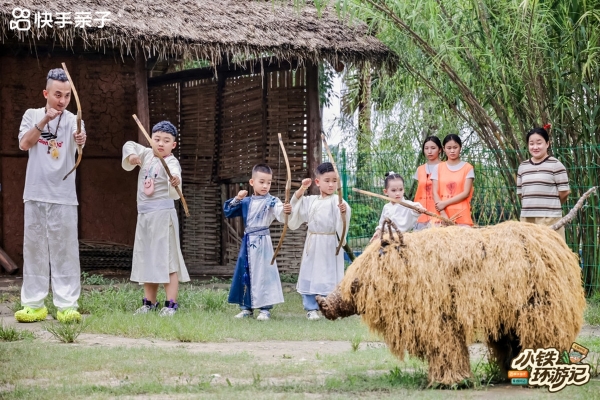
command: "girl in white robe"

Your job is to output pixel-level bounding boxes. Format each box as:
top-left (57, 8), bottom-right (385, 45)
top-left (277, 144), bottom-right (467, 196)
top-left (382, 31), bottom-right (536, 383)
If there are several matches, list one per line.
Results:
top-left (122, 121), bottom-right (189, 317)
top-left (370, 172), bottom-right (425, 242)
top-left (288, 163), bottom-right (351, 320)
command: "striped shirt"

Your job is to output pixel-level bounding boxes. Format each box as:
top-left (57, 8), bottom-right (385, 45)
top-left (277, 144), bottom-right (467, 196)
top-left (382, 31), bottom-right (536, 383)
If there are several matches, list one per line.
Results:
top-left (517, 156), bottom-right (569, 217)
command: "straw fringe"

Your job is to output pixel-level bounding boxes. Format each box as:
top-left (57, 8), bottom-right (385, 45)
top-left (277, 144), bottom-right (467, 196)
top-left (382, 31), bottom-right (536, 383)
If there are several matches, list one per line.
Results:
top-left (318, 221), bottom-right (586, 385)
top-left (0, 0), bottom-right (393, 69)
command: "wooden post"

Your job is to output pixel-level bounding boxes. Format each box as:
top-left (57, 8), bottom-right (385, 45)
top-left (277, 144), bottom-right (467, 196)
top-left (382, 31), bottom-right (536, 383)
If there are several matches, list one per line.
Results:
top-left (135, 49), bottom-right (150, 145)
top-left (306, 62), bottom-right (322, 195)
top-left (261, 69), bottom-right (268, 163)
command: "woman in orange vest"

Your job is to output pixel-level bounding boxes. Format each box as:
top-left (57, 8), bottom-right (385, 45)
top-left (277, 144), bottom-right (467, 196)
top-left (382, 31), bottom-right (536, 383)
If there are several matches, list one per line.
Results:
top-left (413, 136), bottom-right (442, 230)
top-left (431, 134), bottom-right (474, 226)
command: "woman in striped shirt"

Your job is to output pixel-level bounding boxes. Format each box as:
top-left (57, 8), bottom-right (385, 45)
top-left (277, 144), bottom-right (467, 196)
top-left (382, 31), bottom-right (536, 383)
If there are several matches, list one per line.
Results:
top-left (516, 126), bottom-right (570, 240)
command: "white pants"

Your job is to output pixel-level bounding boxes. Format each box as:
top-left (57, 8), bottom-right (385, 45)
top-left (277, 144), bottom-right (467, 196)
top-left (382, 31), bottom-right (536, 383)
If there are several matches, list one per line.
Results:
top-left (21, 201), bottom-right (80, 310)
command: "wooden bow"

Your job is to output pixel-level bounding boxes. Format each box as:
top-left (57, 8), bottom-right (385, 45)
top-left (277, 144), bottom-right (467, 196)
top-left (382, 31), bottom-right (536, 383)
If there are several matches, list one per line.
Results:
top-left (132, 114), bottom-right (190, 217)
top-left (321, 134), bottom-right (346, 255)
top-left (352, 188), bottom-right (455, 225)
top-left (270, 133), bottom-right (291, 265)
top-left (62, 62), bottom-right (83, 180)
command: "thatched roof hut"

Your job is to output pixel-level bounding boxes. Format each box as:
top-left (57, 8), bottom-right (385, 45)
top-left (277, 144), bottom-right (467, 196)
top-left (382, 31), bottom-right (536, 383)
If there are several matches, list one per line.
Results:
top-left (0, 0), bottom-right (391, 67)
top-left (0, 0), bottom-right (391, 275)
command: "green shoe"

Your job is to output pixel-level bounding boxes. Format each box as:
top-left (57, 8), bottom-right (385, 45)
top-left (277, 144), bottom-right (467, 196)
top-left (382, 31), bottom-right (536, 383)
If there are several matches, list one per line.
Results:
top-left (15, 306), bottom-right (48, 323)
top-left (56, 308), bottom-right (82, 323)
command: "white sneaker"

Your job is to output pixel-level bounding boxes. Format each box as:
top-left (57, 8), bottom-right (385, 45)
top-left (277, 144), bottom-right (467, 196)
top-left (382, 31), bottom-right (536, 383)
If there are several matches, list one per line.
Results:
top-left (256, 310), bottom-right (271, 321)
top-left (235, 310), bottom-right (253, 319)
top-left (158, 307), bottom-right (177, 317)
top-left (306, 310), bottom-right (320, 320)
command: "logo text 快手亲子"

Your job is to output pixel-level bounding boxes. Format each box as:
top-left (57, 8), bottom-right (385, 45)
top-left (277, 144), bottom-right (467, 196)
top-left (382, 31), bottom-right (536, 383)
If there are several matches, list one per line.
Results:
top-left (9, 8), bottom-right (111, 31)
top-left (509, 343), bottom-right (591, 392)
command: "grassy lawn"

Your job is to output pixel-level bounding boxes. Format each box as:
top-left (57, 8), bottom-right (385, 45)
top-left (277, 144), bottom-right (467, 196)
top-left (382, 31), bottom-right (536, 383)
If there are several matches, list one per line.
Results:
top-left (1, 281), bottom-right (599, 399)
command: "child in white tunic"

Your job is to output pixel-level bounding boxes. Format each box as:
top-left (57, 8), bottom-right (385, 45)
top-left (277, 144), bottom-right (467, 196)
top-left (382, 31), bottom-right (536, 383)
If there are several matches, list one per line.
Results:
top-left (288, 162), bottom-right (351, 320)
top-left (122, 121), bottom-right (190, 317)
top-left (224, 164), bottom-right (291, 321)
top-left (370, 172), bottom-right (425, 242)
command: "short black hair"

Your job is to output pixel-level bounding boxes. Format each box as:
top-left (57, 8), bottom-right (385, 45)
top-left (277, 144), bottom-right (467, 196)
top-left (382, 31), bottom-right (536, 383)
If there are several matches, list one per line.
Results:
top-left (422, 135), bottom-right (443, 155)
top-left (47, 68), bottom-right (68, 84)
top-left (316, 162), bottom-right (335, 176)
top-left (152, 121), bottom-right (178, 138)
top-left (252, 163), bottom-right (272, 176)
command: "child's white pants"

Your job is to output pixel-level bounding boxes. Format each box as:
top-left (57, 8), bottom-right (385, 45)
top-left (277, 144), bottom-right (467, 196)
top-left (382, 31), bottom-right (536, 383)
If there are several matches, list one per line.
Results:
top-left (21, 201), bottom-right (81, 310)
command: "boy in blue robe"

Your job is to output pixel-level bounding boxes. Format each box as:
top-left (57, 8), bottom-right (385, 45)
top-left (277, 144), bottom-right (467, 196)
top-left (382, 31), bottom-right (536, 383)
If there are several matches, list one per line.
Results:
top-left (224, 164), bottom-right (292, 320)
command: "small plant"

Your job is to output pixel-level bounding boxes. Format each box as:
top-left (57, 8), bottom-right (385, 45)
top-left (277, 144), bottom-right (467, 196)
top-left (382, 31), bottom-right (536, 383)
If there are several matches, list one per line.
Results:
top-left (351, 334), bottom-right (362, 352)
top-left (8, 300), bottom-right (22, 313)
top-left (81, 271), bottom-right (112, 286)
top-left (0, 322), bottom-right (35, 342)
top-left (200, 289), bottom-right (228, 312)
top-left (44, 319), bottom-right (90, 343)
top-left (252, 372), bottom-right (262, 386)
top-left (279, 273), bottom-right (298, 284)
top-left (588, 353), bottom-right (600, 378)
top-left (387, 365), bottom-right (428, 388)
top-left (206, 276), bottom-right (223, 284)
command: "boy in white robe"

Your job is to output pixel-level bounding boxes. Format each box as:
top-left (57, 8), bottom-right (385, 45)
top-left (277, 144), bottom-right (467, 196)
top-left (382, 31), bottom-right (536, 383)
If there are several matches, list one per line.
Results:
top-left (370, 172), bottom-right (426, 242)
top-left (288, 162), bottom-right (351, 320)
top-left (224, 164), bottom-right (291, 321)
top-left (15, 68), bottom-right (87, 323)
top-left (122, 121), bottom-right (190, 317)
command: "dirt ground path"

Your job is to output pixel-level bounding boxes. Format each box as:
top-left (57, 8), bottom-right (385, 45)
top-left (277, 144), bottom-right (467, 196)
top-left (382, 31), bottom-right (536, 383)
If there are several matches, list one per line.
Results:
top-left (2, 302), bottom-right (599, 399)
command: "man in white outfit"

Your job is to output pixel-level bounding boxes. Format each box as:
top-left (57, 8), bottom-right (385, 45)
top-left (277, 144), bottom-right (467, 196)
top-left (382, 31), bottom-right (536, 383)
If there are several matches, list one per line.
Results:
top-left (15, 68), bottom-right (87, 323)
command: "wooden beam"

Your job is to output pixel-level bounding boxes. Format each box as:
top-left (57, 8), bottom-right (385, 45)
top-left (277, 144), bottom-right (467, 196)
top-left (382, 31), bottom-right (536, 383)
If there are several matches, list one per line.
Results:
top-left (135, 51), bottom-right (150, 145)
top-left (306, 62), bottom-right (322, 195)
top-left (148, 58), bottom-right (299, 86)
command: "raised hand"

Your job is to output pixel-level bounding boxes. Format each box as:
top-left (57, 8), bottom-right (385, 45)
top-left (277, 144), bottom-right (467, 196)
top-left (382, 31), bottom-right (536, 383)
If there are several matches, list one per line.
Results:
top-left (236, 190), bottom-right (248, 200)
top-left (128, 154), bottom-right (142, 166)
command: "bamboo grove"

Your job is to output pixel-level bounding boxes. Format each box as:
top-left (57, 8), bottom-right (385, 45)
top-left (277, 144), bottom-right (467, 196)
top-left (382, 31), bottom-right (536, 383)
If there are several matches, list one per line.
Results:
top-left (305, 0), bottom-right (600, 292)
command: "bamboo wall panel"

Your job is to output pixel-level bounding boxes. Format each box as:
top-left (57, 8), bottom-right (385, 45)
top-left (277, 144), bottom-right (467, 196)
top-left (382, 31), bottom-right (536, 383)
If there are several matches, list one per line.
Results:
top-left (179, 79), bottom-right (222, 268)
top-left (218, 74), bottom-right (264, 180)
top-left (148, 66), bottom-right (311, 275)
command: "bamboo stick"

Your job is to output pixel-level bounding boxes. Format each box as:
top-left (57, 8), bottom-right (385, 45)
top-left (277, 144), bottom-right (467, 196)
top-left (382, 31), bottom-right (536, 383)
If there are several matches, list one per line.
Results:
top-left (551, 187), bottom-right (597, 230)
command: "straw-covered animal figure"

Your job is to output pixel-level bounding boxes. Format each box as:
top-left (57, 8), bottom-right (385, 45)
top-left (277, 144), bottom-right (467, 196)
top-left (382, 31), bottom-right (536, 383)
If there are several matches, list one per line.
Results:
top-left (317, 188), bottom-right (595, 386)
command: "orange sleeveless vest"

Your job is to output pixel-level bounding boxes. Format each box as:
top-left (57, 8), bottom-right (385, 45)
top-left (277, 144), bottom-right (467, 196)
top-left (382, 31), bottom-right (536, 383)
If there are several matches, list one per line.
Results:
top-left (437, 162), bottom-right (474, 226)
top-left (414, 164), bottom-right (439, 223)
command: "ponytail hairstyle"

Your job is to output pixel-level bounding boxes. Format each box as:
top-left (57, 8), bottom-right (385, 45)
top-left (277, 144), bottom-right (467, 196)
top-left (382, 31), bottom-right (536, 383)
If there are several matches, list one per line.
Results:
top-left (384, 171), bottom-right (404, 189)
top-left (422, 135), bottom-right (443, 156)
top-left (526, 126), bottom-right (550, 143)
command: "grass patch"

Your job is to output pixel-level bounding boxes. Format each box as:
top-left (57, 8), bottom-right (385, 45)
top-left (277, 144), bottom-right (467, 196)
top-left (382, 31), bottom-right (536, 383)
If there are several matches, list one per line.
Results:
top-left (81, 271), bottom-right (114, 286)
top-left (58, 284), bottom-right (378, 342)
top-left (584, 291), bottom-right (600, 325)
top-left (43, 319), bottom-right (91, 343)
top-left (0, 322), bottom-right (34, 342)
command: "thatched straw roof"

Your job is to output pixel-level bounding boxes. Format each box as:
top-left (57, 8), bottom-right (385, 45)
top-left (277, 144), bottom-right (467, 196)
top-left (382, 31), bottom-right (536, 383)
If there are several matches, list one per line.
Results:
top-left (0, 0), bottom-right (392, 67)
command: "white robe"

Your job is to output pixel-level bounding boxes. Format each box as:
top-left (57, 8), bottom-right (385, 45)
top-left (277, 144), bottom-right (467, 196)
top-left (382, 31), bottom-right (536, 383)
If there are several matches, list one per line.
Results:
top-left (122, 142), bottom-right (189, 283)
top-left (375, 199), bottom-right (423, 233)
top-left (289, 194), bottom-right (351, 296)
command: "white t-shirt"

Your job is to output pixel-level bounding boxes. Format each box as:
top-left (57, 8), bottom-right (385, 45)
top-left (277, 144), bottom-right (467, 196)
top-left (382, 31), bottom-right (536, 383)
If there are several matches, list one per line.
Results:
top-left (412, 163), bottom-right (439, 180)
top-left (18, 108), bottom-right (85, 206)
top-left (122, 141), bottom-right (182, 214)
top-left (430, 161), bottom-right (475, 180)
